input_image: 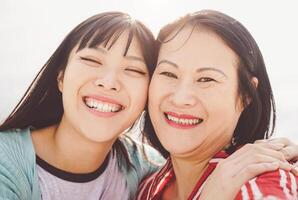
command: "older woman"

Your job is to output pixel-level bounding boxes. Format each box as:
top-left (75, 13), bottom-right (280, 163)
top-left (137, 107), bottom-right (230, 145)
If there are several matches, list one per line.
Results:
top-left (137, 10), bottom-right (298, 199)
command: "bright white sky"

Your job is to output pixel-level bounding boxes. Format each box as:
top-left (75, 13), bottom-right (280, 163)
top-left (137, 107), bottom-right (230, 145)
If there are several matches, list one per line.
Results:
top-left (0, 0), bottom-right (297, 141)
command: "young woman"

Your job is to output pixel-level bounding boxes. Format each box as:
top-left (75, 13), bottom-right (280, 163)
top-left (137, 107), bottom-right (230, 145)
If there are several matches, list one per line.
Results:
top-left (0, 11), bottom-right (162, 200)
top-left (137, 10), bottom-right (298, 199)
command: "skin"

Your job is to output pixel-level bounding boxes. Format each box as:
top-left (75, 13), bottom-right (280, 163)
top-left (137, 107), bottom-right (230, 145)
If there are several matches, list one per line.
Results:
top-left (31, 31), bottom-right (150, 174)
top-left (148, 25), bottom-right (296, 200)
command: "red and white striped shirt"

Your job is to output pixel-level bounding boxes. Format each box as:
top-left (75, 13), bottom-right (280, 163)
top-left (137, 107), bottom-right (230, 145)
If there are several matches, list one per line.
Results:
top-left (136, 152), bottom-right (298, 200)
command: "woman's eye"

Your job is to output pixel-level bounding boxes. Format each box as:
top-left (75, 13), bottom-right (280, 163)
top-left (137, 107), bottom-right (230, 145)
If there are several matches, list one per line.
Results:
top-left (197, 77), bottom-right (216, 82)
top-left (80, 56), bottom-right (102, 66)
top-left (159, 71), bottom-right (178, 79)
top-left (125, 68), bottom-right (146, 75)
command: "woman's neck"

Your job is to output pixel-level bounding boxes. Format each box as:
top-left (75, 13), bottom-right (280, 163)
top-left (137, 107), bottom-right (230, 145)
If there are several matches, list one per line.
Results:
top-left (32, 116), bottom-right (116, 173)
top-left (164, 146), bottom-right (224, 200)
top-left (170, 156), bottom-right (210, 200)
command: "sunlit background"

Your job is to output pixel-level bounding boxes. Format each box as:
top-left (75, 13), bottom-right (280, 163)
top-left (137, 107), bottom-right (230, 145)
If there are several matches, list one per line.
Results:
top-left (0, 0), bottom-right (297, 141)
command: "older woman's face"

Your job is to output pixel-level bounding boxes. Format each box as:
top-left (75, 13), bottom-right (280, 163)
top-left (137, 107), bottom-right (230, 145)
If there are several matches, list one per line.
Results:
top-left (148, 26), bottom-right (244, 158)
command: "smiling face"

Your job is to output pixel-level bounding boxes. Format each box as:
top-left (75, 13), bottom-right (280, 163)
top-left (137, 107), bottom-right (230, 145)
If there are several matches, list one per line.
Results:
top-left (58, 31), bottom-right (149, 143)
top-left (148, 26), bottom-right (244, 158)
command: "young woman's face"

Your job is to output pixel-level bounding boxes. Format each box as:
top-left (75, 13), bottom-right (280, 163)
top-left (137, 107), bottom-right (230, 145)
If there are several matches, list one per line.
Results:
top-left (58, 31), bottom-right (149, 142)
top-left (149, 26), bottom-right (244, 158)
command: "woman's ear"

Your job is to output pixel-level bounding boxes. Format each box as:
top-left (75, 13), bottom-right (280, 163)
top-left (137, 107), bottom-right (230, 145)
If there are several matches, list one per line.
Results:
top-left (251, 76), bottom-right (258, 89)
top-left (57, 71), bottom-right (64, 92)
top-left (239, 76), bottom-right (259, 110)
top-left (244, 76), bottom-right (259, 106)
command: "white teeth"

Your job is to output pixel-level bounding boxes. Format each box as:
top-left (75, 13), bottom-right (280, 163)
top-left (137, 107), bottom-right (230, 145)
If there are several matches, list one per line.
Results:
top-left (166, 114), bottom-right (201, 125)
top-left (180, 119), bottom-right (184, 124)
top-left (85, 98), bottom-right (121, 112)
top-left (168, 115), bottom-right (179, 123)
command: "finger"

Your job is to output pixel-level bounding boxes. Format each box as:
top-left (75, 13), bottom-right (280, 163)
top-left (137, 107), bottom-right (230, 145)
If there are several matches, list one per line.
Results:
top-left (254, 140), bottom-right (286, 150)
top-left (237, 154), bottom-right (285, 169)
top-left (290, 167), bottom-right (298, 176)
top-left (278, 161), bottom-right (295, 172)
top-left (257, 142), bottom-right (285, 151)
top-left (223, 154), bottom-right (284, 176)
top-left (256, 140), bottom-right (298, 161)
top-left (227, 143), bottom-right (284, 162)
top-left (266, 137), bottom-right (291, 146)
top-left (232, 146), bottom-right (287, 164)
top-left (255, 139), bottom-right (268, 144)
top-left (292, 161), bottom-right (298, 176)
top-left (255, 137), bottom-right (291, 147)
top-left (279, 160), bottom-right (298, 176)
top-left (279, 146), bottom-right (298, 161)
top-left (254, 138), bottom-right (283, 144)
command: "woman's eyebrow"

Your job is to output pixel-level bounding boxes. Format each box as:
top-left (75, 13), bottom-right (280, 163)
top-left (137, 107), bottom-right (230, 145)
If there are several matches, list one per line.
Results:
top-left (157, 60), bottom-right (179, 68)
top-left (196, 67), bottom-right (227, 77)
top-left (91, 47), bottom-right (145, 64)
top-left (158, 60), bottom-right (227, 77)
top-left (92, 46), bottom-right (108, 54)
top-left (125, 55), bottom-right (145, 63)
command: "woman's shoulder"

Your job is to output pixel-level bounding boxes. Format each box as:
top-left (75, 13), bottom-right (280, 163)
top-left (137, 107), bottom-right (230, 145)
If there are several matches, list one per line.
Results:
top-left (0, 127), bottom-right (35, 164)
top-left (236, 169), bottom-right (298, 199)
top-left (118, 136), bottom-right (165, 199)
top-left (119, 136), bottom-right (165, 181)
top-left (0, 128), bottom-right (33, 152)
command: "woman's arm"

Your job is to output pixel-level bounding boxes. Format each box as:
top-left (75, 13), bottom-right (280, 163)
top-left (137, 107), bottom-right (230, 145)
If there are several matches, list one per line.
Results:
top-left (0, 129), bottom-right (39, 200)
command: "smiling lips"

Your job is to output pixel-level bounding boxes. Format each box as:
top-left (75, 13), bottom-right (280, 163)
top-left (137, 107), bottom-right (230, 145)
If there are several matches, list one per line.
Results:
top-left (164, 112), bottom-right (203, 129)
top-left (83, 96), bottom-right (123, 117)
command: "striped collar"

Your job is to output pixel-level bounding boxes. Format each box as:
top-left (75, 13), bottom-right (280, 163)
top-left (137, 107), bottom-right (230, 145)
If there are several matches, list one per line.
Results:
top-left (140, 151), bottom-right (228, 200)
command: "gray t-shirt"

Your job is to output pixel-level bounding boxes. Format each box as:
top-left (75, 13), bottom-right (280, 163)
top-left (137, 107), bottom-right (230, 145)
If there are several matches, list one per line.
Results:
top-left (36, 152), bottom-right (129, 200)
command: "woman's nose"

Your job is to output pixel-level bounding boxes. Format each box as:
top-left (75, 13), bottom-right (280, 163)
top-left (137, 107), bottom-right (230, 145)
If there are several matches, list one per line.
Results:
top-left (94, 70), bottom-right (120, 92)
top-left (169, 84), bottom-right (196, 108)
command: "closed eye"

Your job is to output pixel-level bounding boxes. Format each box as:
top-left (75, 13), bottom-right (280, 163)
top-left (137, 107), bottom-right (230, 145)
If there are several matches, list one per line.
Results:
top-left (125, 68), bottom-right (147, 75)
top-left (80, 56), bottom-right (102, 66)
top-left (159, 71), bottom-right (178, 79)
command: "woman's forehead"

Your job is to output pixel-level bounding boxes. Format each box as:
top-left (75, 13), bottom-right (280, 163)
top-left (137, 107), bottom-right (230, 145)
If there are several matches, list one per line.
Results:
top-left (157, 27), bottom-right (238, 72)
top-left (158, 27), bottom-right (223, 56)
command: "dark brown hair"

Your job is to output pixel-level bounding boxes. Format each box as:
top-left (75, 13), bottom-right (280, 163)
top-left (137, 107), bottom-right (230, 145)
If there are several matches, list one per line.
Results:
top-left (144, 10), bottom-right (276, 158)
top-left (0, 11), bottom-right (157, 170)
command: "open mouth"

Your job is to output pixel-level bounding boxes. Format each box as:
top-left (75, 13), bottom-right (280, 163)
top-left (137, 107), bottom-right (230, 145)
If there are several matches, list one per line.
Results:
top-left (83, 97), bottom-right (123, 113)
top-left (164, 112), bottom-right (203, 127)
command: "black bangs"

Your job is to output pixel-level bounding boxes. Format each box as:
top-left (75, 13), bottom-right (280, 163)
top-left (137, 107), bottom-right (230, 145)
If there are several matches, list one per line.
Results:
top-left (132, 23), bottom-right (158, 77)
top-left (76, 14), bottom-right (136, 57)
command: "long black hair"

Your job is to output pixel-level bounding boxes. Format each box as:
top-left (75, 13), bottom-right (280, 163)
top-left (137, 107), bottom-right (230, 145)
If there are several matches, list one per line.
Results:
top-left (144, 10), bottom-right (276, 158)
top-left (0, 11), bottom-right (158, 170)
